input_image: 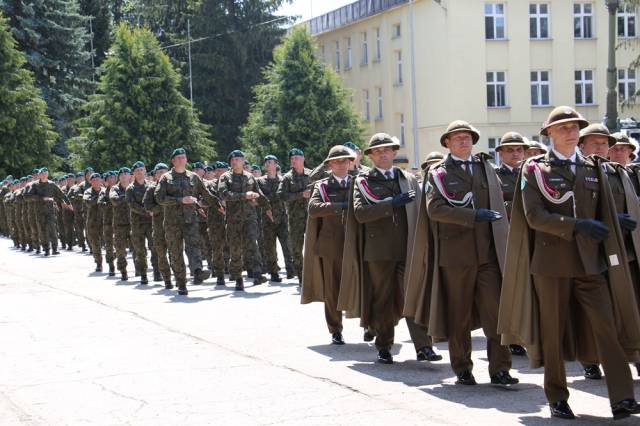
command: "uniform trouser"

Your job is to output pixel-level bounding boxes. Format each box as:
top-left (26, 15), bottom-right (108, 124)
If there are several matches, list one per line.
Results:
top-left (288, 215), bottom-right (306, 276)
top-left (113, 224), bottom-right (130, 273)
top-left (87, 223), bottom-right (103, 265)
top-left (199, 221), bottom-right (212, 268)
top-left (103, 223), bottom-right (114, 264)
top-left (28, 208), bottom-right (39, 249)
top-left (37, 212), bottom-right (58, 250)
top-left (166, 220), bottom-right (202, 287)
top-left (207, 217), bottom-right (226, 277)
top-left (62, 210), bottom-right (75, 247)
top-left (263, 219), bottom-right (294, 275)
top-left (74, 211), bottom-right (86, 247)
top-left (320, 256), bottom-right (343, 334)
top-left (363, 260), bottom-right (405, 352)
top-left (533, 273), bottom-right (634, 405)
top-left (441, 262), bottom-right (511, 376)
top-left (131, 221), bottom-right (156, 275)
top-left (152, 218), bottom-right (171, 281)
top-left (228, 216), bottom-right (263, 280)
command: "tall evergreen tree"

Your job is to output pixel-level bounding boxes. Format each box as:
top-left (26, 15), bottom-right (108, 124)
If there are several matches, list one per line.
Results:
top-left (79, 0), bottom-right (112, 67)
top-left (69, 24), bottom-right (215, 171)
top-left (0, 12), bottom-right (58, 177)
top-left (240, 26), bottom-right (363, 167)
top-left (0, 0), bottom-right (94, 159)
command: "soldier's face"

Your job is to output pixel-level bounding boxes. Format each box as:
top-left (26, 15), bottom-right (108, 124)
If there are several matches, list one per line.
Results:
top-left (445, 132), bottom-right (473, 159)
top-left (66, 178), bottom-right (74, 186)
top-left (264, 160), bottom-right (278, 174)
top-left (230, 157), bottom-right (244, 172)
top-left (367, 146), bottom-right (396, 169)
top-left (327, 158), bottom-right (351, 177)
top-left (580, 135), bottom-right (610, 157)
top-left (252, 170), bottom-right (262, 177)
top-left (119, 173), bottom-right (131, 187)
top-left (133, 168), bottom-right (146, 181)
top-left (91, 179), bottom-right (102, 190)
top-left (193, 168), bottom-right (204, 178)
top-left (499, 146), bottom-right (525, 168)
top-left (76, 177), bottom-right (84, 184)
top-left (204, 171), bottom-right (215, 180)
top-left (548, 123), bottom-right (580, 148)
top-left (155, 169), bottom-right (168, 180)
top-left (290, 155), bottom-right (304, 170)
top-left (172, 154), bottom-right (188, 169)
top-left (609, 144), bottom-right (634, 165)
top-left (106, 176), bottom-right (116, 186)
top-left (214, 169), bottom-right (225, 178)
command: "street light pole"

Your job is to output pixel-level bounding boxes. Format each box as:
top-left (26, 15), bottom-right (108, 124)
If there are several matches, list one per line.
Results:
top-left (605, 0), bottom-right (619, 131)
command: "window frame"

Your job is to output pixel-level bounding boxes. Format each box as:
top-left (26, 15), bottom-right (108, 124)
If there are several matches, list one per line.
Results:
top-left (485, 3), bottom-right (506, 40)
top-left (574, 2), bottom-right (594, 39)
top-left (486, 71), bottom-right (508, 108)
top-left (575, 69), bottom-right (595, 105)
top-left (529, 3), bottom-right (550, 39)
top-left (530, 70), bottom-right (551, 107)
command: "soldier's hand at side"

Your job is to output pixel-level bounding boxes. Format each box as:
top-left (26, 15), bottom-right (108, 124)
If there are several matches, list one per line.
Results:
top-left (43, 197), bottom-right (54, 202)
top-left (217, 206), bottom-right (225, 215)
top-left (475, 208), bottom-right (502, 222)
top-left (181, 196), bottom-right (197, 205)
top-left (303, 190), bottom-right (311, 199)
top-left (266, 210), bottom-right (274, 222)
top-left (575, 219), bottom-right (609, 241)
top-left (618, 213), bottom-right (637, 232)
top-left (246, 191), bottom-right (259, 200)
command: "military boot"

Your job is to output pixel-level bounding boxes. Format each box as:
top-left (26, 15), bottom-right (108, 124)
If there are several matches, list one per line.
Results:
top-left (153, 269), bottom-right (162, 282)
top-left (108, 261), bottom-right (115, 277)
top-left (177, 285), bottom-right (188, 296)
top-left (193, 268), bottom-right (211, 285)
top-left (140, 274), bottom-right (148, 285)
top-left (95, 263), bottom-right (102, 273)
top-left (81, 244), bottom-right (87, 252)
top-left (270, 273), bottom-right (282, 283)
top-left (43, 246), bottom-right (50, 256)
top-left (216, 275), bottom-right (226, 286)
top-left (254, 274), bottom-right (267, 285)
top-left (164, 279), bottom-right (174, 290)
top-left (286, 270), bottom-right (295, 279)
top-left (235, 278), bottom-right (244, 291)
top-left (121, 271), bottom-right (128, 281)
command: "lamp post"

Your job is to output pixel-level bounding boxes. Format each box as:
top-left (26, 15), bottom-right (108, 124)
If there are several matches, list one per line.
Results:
top-left (605, 0), bottom-right (619, 131)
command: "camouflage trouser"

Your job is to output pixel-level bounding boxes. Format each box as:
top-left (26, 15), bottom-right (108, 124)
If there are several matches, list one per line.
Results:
top-left (62, 209), bottom-right (75, 247)
top-left (74, 210), bottom-right (86, 248)
top-left (131, 221), bottom-right (156, 276)
top-left (165, 220), bottom-right (202, 287)
top-left (263, 218), bottom-right (294, 275)
top-left (227, 215), bottom-right (262, 280)
top-left (113, 224), bottom-right (130, 273)
top-left (207, 215), bottom-right (226, 277)
top-left (28, 206), bottom-right (39, 249)
top-left (287, 208), bottom-right (307, 277)
top-left (199, 221), bottom-right (211, 269)
top-left (19, 211), bottom-right (29, 247)
top-left (103, 223), bottom-right (114, 264)
top-left (86, 222), bottom-right (103, 265)
top-left (152, 217), bottom-right (171, 281)
top-left (36, 205), bottom-right (58, 250)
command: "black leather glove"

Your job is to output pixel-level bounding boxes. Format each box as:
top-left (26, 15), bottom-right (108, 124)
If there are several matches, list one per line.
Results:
top-left (391, 190), bottom-right (416, 207)
top-left (618, 213), bottom-right (637, 232)
top-left (575, 219), bottom-right (609, 241)
top-left (474, 208), bottom-right (502, 222)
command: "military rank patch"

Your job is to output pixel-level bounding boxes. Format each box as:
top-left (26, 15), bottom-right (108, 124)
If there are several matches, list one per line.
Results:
top-left (585, 177), bottom-right (599, 183)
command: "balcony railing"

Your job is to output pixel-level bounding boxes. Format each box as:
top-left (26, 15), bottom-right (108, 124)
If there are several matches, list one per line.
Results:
top-left (306, 0), bottom-right (409, 35)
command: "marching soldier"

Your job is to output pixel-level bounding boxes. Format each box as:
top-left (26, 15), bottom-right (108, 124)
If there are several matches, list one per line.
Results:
top-left (84, 173), bottom-right (104, 271)
top-left (68, 171), bottom-right (90, 251)
top-left (155, 148), bottom-right (219, 295)
top-left (61, 174), bottom-right (76, 250)
top-left (29, 168), bottom-right (71, 256)
top-left (499, 106), bottom-right (640, 420)
top-left (99, 172), bottom-right (117, 276)
top-left (110, 168), bottom-right (132, 281)
top-left (277, 148), bottom-right (311, 284)
top-left (203, 164), bottom-right (227, 286)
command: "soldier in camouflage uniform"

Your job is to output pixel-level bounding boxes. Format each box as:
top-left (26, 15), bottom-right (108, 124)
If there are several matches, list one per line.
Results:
top-left (68, 171), bottom-right (90, 251)
top-left (155, 148), bottom-right (220, 295)
top-left (109, 168), bottom-right (132, 281)
top-left (28, 168), bottom-right (71, 255)
top-left (205, 163), bottom-right (228, 285)
top-left (191, 162), bottom-right (212, 272)
top-left (126, 161), bottom-right (157, 285)
top-left (143, 163), bottom-right (172, 289)
top-left (277, 148), bottom-right (311, 283)
top-left (218, 150), bottom-right (270, 290)
top-left (99, 171), bottom-right (117, 276)
top-left (0, 176), bottom-right (13, 237)
top-left (60, 174), bottom-right (77, 250)
top-left (24, 171), bottom-right (42, 253)
top-left (256, 155), bottom-right (294, 281)
top-left (84, 173), bottom-right (104, 271)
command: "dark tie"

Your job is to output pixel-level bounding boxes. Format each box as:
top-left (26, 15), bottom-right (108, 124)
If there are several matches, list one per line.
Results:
top-left (341, 179), bottom-right (347, 188)
top-left (385, 171), bottom-right (393, 180)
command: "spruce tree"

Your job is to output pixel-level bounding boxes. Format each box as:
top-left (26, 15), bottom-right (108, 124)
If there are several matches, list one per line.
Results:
top-left (240, 26), bottom-right (363, 167)
top-left (0, 13), bottom-right (57, 177)
top-left (69, 24), bottom-right (215, 171)
top-left (79, 0), bottom-right (112, 67)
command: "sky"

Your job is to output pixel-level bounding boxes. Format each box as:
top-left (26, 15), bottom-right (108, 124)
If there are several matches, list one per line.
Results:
top-left (277, 0), bottom-right (354, 23)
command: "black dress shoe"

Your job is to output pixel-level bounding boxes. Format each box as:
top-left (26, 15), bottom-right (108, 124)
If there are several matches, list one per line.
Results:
top-left (377, 350), bottom-right (393, 364)
top-left (612, 399), bottom-right (640, 420)
top-left (509, 344), bottom-right (527, 356)
top-left (177, 286), bottom-right (188, 296)
top-left (270, 273), bottom-right (282, 283)
top-left (235, 278), bottom-right (244, 291)
top-left (331, 332), bottom-right (345, 345)
top-left (490, 370), bottom-right (519, 385)
top-left (455, 370), bottom-right (477, 385)
top-left (584, 364), bottom-right (602, 380)
top-left (363, 329), bottom-right (375, 342)
top-left (416, 346), bottom-right (443, 362)
top-left (550, 400), bottom-right (575, 420)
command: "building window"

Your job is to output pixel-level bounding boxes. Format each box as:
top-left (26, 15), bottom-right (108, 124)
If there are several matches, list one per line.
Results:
top-left (531, 71), bottom-right (550, 106)
top-left (335, 41), bottom-right (340, 71)
top-left (529, 3), bottom-right (550, 39)
top-left (485, 3), bottom-right (506, 40)
top-left (488, 137), bottom-right (500, 164)
top-left (574, 3), bottom-right (593, 39)
top-left (392, 23), bottom-right (401, 38)
top-left (399, 114), bottom-right (405, 147)
top-left (618, 6), bottom-right (637, 38)
top-left (395, 50), bottom-right (403, 85)
top-left (575, 70), bottom-right (594, 105)
top-left (361, 32), bottom-right (368, 65)
top-left (486, 71), bottom-right (507, 107)
top-left (619, 69), bottom-right (637, 101)
top-left (363, 89), bottom-right (370, 121)
top-left (376, 87), bottom-right (383, 120)
top-left (375, 27), bottom-right (381, 61)
top-left (345, 37), bottom-right (352, 69)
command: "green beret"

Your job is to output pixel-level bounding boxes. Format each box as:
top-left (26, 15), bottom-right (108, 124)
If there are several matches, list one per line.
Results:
top-left (204, 165), bottom-right (214, 172)
top-left (20, 177), bottom-right (27, 182)
top-left (118, 167), bottom-right (131, 176)
top-left (251, 165), bottom-right (260, 171)
top-left (228, 150), bottom-right (245, 161)
top-left (76, 172), bottom-right (84, 177)
top-left (39, 167), bottom-right (48, 173)
top-left (221, 161), bottom-right (230, 169)
top-left (131, 161), bottom-right (145, 171)
top-left (32, 168), bottom-right (40, 174)
top-left (6, 175), bottom-right (13, 180)
top-left (154, 163), bottom-right (169, 173)
top-left (263, 155), bottom-right (279, 163)
top-left (244, 159), bottom-right (250, 166)
top-left (192, 161), bottom-right (204, 170)
top-left (101, 172), bottom-right (110, 179)
top-left (216, 161), bottom-right (228, 169)
top-left (289, 148), bottom-right (304, 157)
top-left (90, 173), bottom-right (101, 180)
top-left (170, 147), bottom-right (186, 159)
top-left (26, 175), bottom-right (32, 179)
top-left (84, 167), bottom-right (94, 174)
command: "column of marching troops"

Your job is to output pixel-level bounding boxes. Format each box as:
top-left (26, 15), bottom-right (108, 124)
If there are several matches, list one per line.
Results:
top-left (2, 107), bottom-right (640, 420)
